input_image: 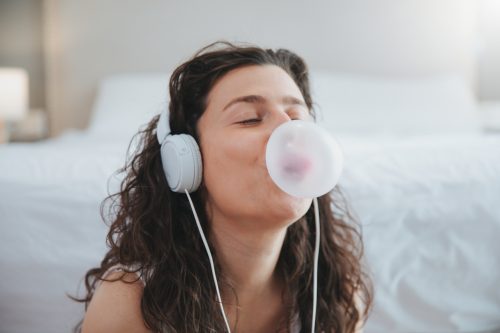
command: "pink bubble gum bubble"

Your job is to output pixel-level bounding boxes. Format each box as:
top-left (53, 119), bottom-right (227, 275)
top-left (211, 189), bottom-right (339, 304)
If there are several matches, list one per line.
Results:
top-left (281, 153), bottom-right (313, 182)
top-left (266, 120), bottom-right (344, 198)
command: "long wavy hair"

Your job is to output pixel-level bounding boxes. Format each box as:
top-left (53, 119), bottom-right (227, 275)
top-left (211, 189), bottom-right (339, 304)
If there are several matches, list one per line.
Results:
top-left (73, 41), bottom-right (373, 332)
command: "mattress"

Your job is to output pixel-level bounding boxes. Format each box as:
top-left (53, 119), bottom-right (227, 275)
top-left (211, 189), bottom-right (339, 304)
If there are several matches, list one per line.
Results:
top-left (1, 131), bottom-right (499, 332)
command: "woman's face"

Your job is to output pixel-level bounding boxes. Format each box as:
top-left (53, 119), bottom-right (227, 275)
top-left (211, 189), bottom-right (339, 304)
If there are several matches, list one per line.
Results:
top-left (197, 65), bottom-right (313, 230)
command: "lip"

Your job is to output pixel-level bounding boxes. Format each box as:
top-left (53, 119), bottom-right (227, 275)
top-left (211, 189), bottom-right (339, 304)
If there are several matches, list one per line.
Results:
top-left (282, 157), bottom-right (311, 181)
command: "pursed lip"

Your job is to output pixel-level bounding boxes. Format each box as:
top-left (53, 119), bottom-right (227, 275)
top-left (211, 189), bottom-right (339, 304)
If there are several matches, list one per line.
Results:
top-left (281, 153), bottom-right (312, 181)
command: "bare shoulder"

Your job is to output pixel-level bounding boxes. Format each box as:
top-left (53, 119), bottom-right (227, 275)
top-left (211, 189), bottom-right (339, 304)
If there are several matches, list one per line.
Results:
top-left (81, 271), bottom-right (151, 333)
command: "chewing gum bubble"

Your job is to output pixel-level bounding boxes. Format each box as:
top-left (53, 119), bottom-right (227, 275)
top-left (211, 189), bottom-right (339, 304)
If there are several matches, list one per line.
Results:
top-left (265, 120), bottom-right (343, 198)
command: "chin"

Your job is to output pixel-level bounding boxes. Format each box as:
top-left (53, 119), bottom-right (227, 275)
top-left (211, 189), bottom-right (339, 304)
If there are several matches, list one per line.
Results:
top-left (268, 189), bottom-right (312, 224)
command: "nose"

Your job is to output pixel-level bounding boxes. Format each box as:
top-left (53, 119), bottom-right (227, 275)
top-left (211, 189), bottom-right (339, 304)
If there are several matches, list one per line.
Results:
top-left (263, 110), bottom-right (292, 154)
top-left (267, 109), bottom-right (292, 136)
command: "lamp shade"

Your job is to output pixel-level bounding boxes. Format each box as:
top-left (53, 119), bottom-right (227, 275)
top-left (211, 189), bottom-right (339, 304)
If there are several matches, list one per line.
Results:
top-left (0, 68), bottom-right (29, 121)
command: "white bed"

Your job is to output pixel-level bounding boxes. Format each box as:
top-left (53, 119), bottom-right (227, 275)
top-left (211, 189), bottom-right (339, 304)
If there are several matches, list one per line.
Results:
top-left (1, 72), bottom-right (499, 333)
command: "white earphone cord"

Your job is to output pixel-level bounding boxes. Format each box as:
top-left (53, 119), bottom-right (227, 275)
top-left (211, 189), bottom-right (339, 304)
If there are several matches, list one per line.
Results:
top-left (185, 189), bottom-right (320, 333)
top-left (311, 196), bottom-right (320, 333)
top-left (184, 189), bottom-right (232, 332)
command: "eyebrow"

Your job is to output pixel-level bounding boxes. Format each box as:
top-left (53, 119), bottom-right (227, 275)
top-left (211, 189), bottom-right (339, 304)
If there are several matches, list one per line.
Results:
top-left (222, 94), bottom-right (307, 111)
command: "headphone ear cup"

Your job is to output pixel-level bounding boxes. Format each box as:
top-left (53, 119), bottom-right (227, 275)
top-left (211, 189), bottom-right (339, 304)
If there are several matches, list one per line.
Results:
top-left (159, 134), bottom-right (203, 193)
top-left (182, 134), bottom-right (203, 190)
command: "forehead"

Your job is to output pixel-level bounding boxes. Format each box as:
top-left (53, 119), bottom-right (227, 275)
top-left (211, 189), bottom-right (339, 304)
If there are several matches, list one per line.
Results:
top-left (206, 65), bottom-right (304, 109)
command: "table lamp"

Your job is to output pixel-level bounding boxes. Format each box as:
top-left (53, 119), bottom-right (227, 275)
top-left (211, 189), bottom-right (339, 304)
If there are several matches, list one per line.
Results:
top-left (0, 67), bottom-right (29, 142)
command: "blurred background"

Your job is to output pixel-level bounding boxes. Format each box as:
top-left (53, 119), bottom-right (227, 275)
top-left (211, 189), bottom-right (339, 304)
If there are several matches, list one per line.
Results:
top-left (0, 0), bottom-right (499, 139)
top-left (1, 2), bottom-right (500, 333)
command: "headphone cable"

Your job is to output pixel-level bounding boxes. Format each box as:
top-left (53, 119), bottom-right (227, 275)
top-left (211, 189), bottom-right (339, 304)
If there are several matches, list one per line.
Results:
top-left (185, 189), bottom-right (320, 333)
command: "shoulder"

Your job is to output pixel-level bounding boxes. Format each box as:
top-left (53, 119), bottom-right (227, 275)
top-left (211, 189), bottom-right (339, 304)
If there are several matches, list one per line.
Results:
top-left (81, 270), bottom-right (151, 333)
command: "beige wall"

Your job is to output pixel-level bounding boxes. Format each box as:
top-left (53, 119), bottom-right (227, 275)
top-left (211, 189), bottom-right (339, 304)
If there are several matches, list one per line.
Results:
top-left (478, 0), bottom-right (500, 101)
top-left (2, 0), bottom-right (485, 136)
top-left (42, 0), bottom-right (479, 136)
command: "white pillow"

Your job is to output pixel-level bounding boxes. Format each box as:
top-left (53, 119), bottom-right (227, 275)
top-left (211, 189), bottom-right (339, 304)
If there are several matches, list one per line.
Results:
top-left (88, 71), bottom-right (482, 140)
top-left (310, 72), bottom-right (482, 137)
top-left (88, 73), bottom-right (170, 138)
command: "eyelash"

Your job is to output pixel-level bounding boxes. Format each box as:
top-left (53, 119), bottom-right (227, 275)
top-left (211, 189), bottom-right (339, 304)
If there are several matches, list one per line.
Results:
top-left (238, 118), bottom-right (301, 126)
top-left (237, 108), bottom-right (305, 126)
top-left (239, 118), bottom-right (261, 125)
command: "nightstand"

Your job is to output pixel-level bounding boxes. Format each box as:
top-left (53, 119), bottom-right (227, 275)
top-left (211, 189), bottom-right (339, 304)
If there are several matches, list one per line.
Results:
top-left (7, 109), bottom-right (49, 142)
top-left (479, 101), bottom-right (500, 133)
top-left (0, 121), bottom-right (8, 144)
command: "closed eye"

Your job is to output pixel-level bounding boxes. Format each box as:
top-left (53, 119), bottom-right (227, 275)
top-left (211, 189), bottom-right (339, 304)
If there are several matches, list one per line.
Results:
top-left (287, 108), bottom-right (310, 121)
top-left (239, 118), bottom-right (261, 125)
top-left (239, 117), bottom-right (302, 125)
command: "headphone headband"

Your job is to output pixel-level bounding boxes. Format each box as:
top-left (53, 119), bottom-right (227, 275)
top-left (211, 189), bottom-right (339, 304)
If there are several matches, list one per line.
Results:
top-left (156, 108), bottom-right (171, 144)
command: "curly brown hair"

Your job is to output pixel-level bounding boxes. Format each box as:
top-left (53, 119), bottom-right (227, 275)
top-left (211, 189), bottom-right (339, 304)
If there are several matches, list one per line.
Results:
top-left (72, 41), bottom-right (373, 332)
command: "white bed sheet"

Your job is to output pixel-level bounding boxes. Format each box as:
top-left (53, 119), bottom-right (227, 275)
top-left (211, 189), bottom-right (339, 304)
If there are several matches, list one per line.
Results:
top-left (338, 134), bottom-right (500, 332)
top-left (1, 132), bottom-right (500, 333)
top-left (0, 132), bottom-right (127, 333)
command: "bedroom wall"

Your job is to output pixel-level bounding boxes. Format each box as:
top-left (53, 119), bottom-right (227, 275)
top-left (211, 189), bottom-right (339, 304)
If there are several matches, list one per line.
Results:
top-left (478, 0), bottom-right (500, 101)
top-left (42, 0), bottom-right (478, 136)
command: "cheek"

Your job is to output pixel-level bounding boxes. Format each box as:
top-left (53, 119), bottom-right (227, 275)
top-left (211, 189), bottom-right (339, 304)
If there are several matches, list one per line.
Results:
top-left (200, 131), bottom-right (312, 223)
top-left (201, 132), bottom-right (263, 192)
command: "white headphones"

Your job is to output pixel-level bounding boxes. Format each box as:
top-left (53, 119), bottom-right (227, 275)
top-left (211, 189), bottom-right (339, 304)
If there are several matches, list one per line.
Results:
top-left (156, 108), bottom-right (231, 330)
top-left (156, 109), bottom-right (203, 193)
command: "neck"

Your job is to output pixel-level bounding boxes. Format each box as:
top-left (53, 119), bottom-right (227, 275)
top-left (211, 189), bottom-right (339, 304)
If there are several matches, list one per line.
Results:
top-left (210, 218), bottom-right (287, 296)
top-left (209, 217), bottom-right (290, 332)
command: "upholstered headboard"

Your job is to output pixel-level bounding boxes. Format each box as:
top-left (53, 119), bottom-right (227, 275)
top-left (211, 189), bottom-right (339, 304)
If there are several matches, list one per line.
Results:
top-left (43, 0), bottom-right (477, 136)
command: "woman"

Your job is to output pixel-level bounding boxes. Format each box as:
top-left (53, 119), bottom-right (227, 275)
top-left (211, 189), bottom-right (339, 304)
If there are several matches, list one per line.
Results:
top-left (75, 41), bottom-right (372, 333)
